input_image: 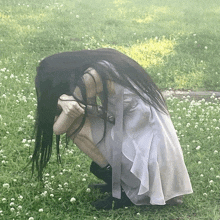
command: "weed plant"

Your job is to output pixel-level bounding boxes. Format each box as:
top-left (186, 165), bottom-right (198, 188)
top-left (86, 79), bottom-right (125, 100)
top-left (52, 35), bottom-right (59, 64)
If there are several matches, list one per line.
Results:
top-left (0, 0), bottom-right (219, 219)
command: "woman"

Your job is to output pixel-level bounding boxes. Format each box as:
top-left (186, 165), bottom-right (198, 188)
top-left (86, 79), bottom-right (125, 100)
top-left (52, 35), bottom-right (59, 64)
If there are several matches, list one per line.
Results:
top-left (32, 48), bottom-right (193, 210)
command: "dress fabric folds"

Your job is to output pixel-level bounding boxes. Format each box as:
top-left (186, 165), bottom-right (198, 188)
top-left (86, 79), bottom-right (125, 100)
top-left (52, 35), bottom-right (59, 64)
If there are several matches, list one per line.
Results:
top-left (90, 83), bottom-right (193, 205)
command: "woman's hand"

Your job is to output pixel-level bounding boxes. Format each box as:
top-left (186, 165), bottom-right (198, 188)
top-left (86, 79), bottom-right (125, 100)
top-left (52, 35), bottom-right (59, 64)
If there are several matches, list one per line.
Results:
top-left (58, 94), bottom-right (85, 118)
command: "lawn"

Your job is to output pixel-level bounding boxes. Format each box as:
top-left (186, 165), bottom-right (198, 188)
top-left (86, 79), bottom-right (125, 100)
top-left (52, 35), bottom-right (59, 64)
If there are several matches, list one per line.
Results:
top-left (0, 0), bottom-right (219, 219)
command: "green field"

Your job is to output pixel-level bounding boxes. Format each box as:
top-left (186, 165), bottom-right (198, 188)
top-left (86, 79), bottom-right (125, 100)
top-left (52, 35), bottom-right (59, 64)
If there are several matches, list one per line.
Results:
top-left (0, 0), bottom-right (220, 219)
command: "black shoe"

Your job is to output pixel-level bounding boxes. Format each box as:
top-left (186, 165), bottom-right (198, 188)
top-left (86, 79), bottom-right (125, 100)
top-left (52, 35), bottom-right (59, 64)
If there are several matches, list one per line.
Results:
top-left (91, 192), bottom-right (134, 210)
top-left (89, 162), bottom-right (112, 193)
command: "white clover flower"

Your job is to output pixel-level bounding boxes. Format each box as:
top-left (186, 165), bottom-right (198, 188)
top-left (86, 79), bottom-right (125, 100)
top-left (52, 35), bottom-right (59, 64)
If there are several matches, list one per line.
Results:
top-left (209, 180), bottom-right (214, 184)
top-left (137, 212), bottom-right (141, 216)
top-left (203, 193), bottom-right (207, 196)
top-left (196, 146), bottom-right (201, 150)
top-left (0, 68), bottom-right (7, 72)
top-left (17, 205), bottom-right (22, 210)
top-left (200, 174), bottom-right (204, 177)
top-left (204, 46), bottom-right (208, 50)
top-left (70, 197), bottom-right (76, 203)
top-left (22, 139), bottom-right (26, 143)
top-left (34, 195), bottom-right (40, 201)
top-left (27, 115), bottom-right (34, 120)
top-left (28, 217), bottom-right (34, 220)
top-left (198, 161), bottom-right (202, 164)
top-left (64, 182), bottom-right (68, 187)
top-left (214, 150), bottom-right (218, 154)
top-left (50, 194), bottom-right (54, 198)
top-left (39, 208), bottom-right (43, 212)
top-left (41, 191), bottom-right (48, 197)
top-left (10, 202), bottom-right (15, 206)
top-left (30, 183), bottom-right (37, 188)
top-left (2, 198), bottom-right (6, 203)
top-left (10, 208), bottom-right (15, 212)
top-left (210, 93), bottom-right (215, 99)
top-left (3, 183), bottom-right (10, 188)
top-left (82, 178), bottom-right (86, 182)
top-left (86, 188), bottom-right (91, 193)
top-left (216, 175), bottom-right (220, 179)
top-left (210, 168), bottom-right (214, 171)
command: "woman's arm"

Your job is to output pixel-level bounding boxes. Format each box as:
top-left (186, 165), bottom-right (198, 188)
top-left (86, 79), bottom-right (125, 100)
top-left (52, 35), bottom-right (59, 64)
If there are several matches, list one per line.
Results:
top-left (53, 111), bottom-right (76, 135)
top-left (53, 68), bottom-right (115, 135)
top-left (53, 69), bottom-right (104, 135)
top-left (53, 94), bottom-right (85, 135)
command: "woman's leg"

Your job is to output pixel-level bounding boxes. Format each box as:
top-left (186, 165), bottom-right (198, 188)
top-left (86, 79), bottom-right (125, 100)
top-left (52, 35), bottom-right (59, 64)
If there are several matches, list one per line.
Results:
top-left (67, 116), bottom-right (133, 209)
top-left (67, 116), bottom-right (108, 168)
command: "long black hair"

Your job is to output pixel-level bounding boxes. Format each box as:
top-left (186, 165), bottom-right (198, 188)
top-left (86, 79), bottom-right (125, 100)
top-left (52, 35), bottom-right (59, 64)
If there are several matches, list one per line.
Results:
top-left (32, 48), bottom-right (168, 179)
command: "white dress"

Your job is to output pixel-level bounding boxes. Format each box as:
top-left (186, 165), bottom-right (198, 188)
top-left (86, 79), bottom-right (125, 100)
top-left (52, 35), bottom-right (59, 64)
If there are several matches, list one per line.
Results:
top-left (90, 83), bottom-right (193, 205)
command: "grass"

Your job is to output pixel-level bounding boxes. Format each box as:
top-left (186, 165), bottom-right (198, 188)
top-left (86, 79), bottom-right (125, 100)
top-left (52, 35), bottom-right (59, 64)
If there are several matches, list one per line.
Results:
top-left (0, 0), bottom-right (219, 219)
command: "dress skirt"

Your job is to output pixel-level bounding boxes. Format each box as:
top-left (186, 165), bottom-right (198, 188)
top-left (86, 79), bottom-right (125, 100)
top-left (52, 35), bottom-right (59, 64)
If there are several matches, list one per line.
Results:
top-left (90, 83), bottom-right (193, 205)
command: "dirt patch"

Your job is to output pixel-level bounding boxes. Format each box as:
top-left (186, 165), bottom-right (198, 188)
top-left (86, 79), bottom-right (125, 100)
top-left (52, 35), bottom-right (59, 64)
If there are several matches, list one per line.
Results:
top-left (162, 90), bottom-right (220, 101)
